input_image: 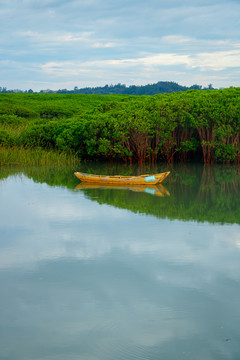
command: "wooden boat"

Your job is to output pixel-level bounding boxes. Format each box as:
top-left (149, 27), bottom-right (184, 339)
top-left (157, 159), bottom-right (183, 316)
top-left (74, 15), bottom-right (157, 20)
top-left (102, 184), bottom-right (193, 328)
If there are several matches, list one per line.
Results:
top-left (75, 183), bottom-right (170, 197)
top-left (74, 171), bottom-right (170, 185)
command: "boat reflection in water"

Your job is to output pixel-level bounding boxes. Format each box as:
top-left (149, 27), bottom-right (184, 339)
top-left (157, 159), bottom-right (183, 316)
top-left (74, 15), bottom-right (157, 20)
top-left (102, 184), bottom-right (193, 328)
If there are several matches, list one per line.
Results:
top-left (75, 183), bottom-right (170, 197)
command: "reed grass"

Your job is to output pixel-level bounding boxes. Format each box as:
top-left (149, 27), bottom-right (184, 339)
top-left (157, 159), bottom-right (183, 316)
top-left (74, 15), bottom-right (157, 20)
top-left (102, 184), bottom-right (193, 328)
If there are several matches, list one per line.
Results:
top-left (0, 146), bottom-right (80, 166)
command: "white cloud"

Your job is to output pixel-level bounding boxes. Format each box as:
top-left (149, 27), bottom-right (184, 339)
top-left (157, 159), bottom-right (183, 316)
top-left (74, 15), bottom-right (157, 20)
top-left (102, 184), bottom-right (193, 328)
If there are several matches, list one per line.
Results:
top-left (21, 30), bottom-right (94, 43)
top-left (195, 50), bottom-right (240, 71)
top-left (41, 61), bottom-right (90, 76)
top-left (162, 35), bottom-right (193, 43)
top-left (19, 30), bottom-right (119, 51)
top-left (40, 48), bottom-right (240, 78)
top-left (107, 53), bottom-right (192, 66)
top-left (91, 41), bottom-right (117, 48)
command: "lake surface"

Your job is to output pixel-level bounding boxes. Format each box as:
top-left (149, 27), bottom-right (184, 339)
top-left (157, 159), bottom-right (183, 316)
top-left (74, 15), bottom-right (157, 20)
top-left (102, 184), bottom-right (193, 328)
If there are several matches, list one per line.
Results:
top-left (0, 163), bottom-right (240, 360)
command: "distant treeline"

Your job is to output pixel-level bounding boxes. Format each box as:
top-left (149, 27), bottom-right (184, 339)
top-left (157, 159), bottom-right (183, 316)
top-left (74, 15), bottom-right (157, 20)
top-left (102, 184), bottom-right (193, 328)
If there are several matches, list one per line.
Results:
top-left (56, 82), bottom-right (212, 95)
top-left (0, 87), bottom-right (239, 164)
top-left (0, 81), bottom-right (213, 95)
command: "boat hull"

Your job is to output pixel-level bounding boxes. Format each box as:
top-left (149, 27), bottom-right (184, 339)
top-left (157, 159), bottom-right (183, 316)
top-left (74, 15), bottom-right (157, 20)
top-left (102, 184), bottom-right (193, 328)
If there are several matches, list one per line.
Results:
top-left (74, 171), bottom-right (170, 185)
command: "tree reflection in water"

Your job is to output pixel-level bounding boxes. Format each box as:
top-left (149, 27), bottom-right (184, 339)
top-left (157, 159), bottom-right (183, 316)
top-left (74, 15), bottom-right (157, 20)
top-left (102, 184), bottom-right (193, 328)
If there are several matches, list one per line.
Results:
top-left (1, 163), bottom-right (239, 224)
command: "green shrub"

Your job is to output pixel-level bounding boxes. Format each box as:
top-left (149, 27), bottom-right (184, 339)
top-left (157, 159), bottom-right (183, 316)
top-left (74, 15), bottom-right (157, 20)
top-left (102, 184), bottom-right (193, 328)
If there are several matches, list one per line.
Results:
top-left (0, 114), bottom-right (27, 125)
top-left (0, 129), bottom-right (14, 146)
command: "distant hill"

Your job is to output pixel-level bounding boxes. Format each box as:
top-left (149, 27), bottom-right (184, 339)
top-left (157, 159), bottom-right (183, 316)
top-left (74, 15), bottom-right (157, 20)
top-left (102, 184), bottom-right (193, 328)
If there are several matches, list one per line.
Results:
top-left (55, 81), bottom-right (212, 95)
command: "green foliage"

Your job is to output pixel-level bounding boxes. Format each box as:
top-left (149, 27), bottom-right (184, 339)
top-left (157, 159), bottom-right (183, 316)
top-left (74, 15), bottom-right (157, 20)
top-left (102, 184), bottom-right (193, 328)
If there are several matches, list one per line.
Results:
top-left (0, 129), bottom-right (14, 146)
top-left (19, 123), bottom-right (58, 148)
top-left (13, 106), bottom-right (38, 118)
top-left (0, 88), bottom-right (240, 163)
top-left (0, 105), bottom-right (38, 119)
top-left (214, 143), bottom-right (238, 162)
top-left (55, 119), bottom-right (87, 156)
top-left (0, 114), bottom-right (26, 126)
top-left (179, 138), bottom-right (200, 152)
top-left (38, 105), bottom-right (74, 119)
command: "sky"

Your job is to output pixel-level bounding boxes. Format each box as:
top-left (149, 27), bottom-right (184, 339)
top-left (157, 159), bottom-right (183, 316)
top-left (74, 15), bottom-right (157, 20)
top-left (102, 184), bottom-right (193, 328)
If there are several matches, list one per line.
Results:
top-left (0, 0), bottom-right (240, 91)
